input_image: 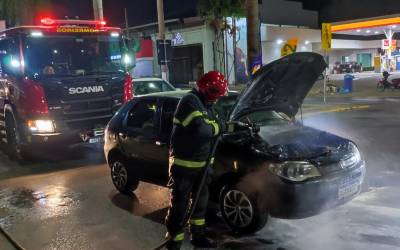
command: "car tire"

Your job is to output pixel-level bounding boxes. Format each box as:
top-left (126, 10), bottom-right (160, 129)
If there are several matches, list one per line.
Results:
top-left (219, 184), bottom-right (268, 235)
top-left (109, 156), bottom-right (139, 194)
top-left (5, 117), bottom-right (32, 163)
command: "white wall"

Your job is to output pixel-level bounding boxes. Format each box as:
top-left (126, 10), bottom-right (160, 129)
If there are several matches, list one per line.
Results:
top-left (331, 39), bottom-right (381, 49)
top-left (265, 26), bottom-right (321, 43)
top-left (150, 24), bottom-right (215, 79)
top-left (261, 26), bottom-right (320, 64)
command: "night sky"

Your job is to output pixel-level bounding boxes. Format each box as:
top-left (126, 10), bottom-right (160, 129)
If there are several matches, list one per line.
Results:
top-left (51, 0), bottom-right (198, 27)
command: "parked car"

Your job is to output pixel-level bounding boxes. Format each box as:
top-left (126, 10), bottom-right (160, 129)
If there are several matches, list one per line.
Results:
top-left (133, 77), bottom-right (176, 96)
top-left (104, 53), bottom-right (366, 234)
top-left (332, 61), bottom-right (362, 74)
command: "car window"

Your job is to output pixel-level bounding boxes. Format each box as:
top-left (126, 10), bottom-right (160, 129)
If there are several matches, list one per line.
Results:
top-left (240, 110), bottom-right (289, 125)
top-left (0, 38), bottom-right (20, 76)
top-left (161, 80), bottom-right (176, 92)
top-left (127, 99), bottom-right (158, 133)
top-left (214, 95), bottom-right (237, 121)
top-left (161, 98), bottom-right (179, 136)
top-left (134, 80), bottom-right (175, 95)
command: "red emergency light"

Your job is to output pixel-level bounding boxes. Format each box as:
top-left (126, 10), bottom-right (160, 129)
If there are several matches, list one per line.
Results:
top-left (40, 17), bottom-right (107, 27)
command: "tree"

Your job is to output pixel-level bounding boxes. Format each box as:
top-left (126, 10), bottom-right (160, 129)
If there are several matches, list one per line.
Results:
top-left (245, 0), bottom-right (261, 76)
top-left (198, 0), bottom-right (245, 30)
top-left (0, 0), bottom-right (51, 27)
top-left (198, 0), bottom-right (246, 77)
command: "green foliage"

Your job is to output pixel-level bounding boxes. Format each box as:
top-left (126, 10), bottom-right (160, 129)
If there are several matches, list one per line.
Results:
top-left (0, 0), bottom-right (17, 26)
top-left (0, 0), bottom-right (51, 27)
top-left (198, 0), bottom-right (246, 20)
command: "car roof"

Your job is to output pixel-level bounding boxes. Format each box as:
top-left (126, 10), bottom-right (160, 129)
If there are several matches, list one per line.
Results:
top-left (141, 90), bottom-right (190, 99)
top-left (133, 77), bottom-right (166, 82)
top-left (139, 89), bottom-right (239, 99)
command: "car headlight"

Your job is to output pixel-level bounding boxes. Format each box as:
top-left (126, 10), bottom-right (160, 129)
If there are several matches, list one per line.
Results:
top-left (269, 161), bottom-right (321, 182)
top-left (340, 142), bottom-right (361, 168)
top-left (27, 120), bottom-right (55, 133)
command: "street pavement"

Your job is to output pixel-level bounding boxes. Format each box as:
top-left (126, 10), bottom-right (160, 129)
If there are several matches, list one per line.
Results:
top-left (0, 97), bottom-right (400, 250)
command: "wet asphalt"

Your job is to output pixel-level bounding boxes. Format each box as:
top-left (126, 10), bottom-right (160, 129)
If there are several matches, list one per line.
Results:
top-left (0, 97), bottom-right (400, 250)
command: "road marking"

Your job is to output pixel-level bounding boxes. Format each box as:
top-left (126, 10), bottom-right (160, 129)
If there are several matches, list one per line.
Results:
top-left (303, 104), bottom-right (371, 117)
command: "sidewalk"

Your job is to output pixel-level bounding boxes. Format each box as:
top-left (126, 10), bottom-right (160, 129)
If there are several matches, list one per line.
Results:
top-left (308, 77), bottom-right (400, 99)
top-left (228, 72), bottom-right (400, 99)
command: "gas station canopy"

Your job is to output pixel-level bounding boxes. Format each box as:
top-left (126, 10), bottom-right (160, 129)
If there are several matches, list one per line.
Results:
top-left (331, 16), bottom-right (400, 36)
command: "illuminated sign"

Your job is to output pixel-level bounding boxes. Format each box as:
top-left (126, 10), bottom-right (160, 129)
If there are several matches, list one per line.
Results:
top-left (382, 39), bottom-right (397, 50)
top-left (172, 33), bottom-right (184, 46)
top-left (56, 27), bottom-right (100, 33)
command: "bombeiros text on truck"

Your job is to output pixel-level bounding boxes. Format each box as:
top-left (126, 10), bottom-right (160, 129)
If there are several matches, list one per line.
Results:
top-left (0, 17), bottom-right (135, 161)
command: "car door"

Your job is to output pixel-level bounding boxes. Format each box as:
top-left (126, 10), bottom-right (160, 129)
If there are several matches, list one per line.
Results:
top-left (120, 98), bottom-right (162, 180)
top-left (153, 97), bottom-right (179, 182)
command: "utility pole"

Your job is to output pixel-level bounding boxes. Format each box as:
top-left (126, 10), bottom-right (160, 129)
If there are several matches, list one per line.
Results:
top-left (245, 0), bottom-right (262, 77)
top-left (157, 0), bottom-right (169, 81)
top-left (92, 0), bottom-right (104, 20)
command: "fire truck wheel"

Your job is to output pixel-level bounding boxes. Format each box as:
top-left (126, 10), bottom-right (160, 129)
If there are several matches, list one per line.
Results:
top-left (5, 117), bottom-right (32, 163)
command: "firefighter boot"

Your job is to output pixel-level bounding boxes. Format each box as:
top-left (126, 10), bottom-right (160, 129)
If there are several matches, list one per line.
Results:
top-left (165, 232), bottom-right (183, 250)
top-left (190, 225), bottom-right (217, 248)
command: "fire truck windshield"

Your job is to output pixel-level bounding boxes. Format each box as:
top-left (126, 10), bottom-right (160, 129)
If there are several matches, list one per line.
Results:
top-left (24, 34), bottom-right (124, 76)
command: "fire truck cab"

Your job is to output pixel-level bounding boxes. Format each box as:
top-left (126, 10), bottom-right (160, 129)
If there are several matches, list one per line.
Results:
top-left (0, 18), bottom-right (133, 161)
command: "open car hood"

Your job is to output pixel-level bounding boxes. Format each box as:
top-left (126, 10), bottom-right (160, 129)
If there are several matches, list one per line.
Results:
top-left (229, 52), bottom-right (326, 120)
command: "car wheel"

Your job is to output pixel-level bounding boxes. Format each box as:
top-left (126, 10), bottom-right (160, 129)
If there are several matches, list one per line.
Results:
top-left (110, 157), bottom-right (139, 194)
top-left (219, 185), bottom-right (268, 235)
top-left (5, 117), bottom-right (32, 163)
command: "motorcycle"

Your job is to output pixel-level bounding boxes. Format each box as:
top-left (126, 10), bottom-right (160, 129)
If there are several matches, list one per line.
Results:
top-left (377, 71), bottom-right (400, 90)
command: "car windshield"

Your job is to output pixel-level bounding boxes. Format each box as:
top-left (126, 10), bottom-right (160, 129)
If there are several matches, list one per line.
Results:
top-left (134, 80), bottom-right (176, 95)
top-left (215, 94), bottom-right (290, 124)
top-left (24, 34), bottom-right (123, 76)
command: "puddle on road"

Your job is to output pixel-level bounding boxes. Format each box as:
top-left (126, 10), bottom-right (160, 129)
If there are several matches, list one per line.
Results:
top-left (0, 186), bottom-right (84, 228)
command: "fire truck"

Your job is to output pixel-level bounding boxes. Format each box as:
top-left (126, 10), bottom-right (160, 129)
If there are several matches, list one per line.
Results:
top-left (0, 18), bottom-right (133, 161)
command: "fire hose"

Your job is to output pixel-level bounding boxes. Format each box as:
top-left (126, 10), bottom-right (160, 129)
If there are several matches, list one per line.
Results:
top-left (0, 225), bottom-right (26, 250)
top-left (152, 136), bottom-right (222, 250)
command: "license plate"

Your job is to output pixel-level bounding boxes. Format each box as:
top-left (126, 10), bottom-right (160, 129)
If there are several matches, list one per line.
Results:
top-left (338, 179), bottom-right (360, 200)
top-left (89, 137), bottom-right (104, 144)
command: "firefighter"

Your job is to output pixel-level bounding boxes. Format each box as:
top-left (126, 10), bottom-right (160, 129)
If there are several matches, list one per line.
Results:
top-left (165, 71), bottom-right (250, 250)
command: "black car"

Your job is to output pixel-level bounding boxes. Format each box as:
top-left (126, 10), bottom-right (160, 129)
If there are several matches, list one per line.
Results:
top-left (104, 53), bottom-right (365, 234)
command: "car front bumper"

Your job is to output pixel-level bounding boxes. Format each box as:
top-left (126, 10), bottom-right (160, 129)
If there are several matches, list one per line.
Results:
top-left (264, 161), bottom-right (366, 219)
top-left (20, 119), bottom-right (105, 148)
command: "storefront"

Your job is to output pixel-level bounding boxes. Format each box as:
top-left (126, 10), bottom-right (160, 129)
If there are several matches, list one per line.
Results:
top-left (330, 16), bottom-right (400, 73)
top-left (127, 21), bottom-right (215, 85)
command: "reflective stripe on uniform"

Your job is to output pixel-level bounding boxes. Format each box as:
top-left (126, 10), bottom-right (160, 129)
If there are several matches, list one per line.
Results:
top-left (228, 123), bottom-right (235, 133)
top-left (205, 119), bottom-right (219, 136)
top-left (173, 232), bottom-right (185, 242)
top-left (170, 157), bottom-right (207, 168)
top-left (190, 218), bottom-right (205, 226)
top-left (173, 117), bottom-right (181, 125)
top-left (182, 111), bottom-right (203, 127)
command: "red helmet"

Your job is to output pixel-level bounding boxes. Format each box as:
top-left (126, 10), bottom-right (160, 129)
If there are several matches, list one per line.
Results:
top-left (197, 71), bottom-right (228, 102)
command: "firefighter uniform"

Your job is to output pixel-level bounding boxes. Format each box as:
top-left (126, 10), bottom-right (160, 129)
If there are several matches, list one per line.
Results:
top-left (165, 88), bottom-right (221, 248)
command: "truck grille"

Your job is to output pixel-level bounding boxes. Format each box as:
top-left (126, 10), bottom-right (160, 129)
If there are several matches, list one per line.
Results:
top-left (49, 96), bottom-right (122, 130)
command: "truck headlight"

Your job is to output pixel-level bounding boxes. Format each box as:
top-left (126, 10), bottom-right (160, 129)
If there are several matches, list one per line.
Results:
top-left (269, 161), bottom-right (321, 182)
top-left (27, 120), bottom-right (55, 133)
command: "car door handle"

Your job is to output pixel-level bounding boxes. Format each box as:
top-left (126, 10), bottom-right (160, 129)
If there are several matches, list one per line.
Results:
top-left (155, 141), bottom-right (166, 147)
